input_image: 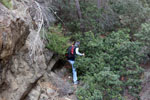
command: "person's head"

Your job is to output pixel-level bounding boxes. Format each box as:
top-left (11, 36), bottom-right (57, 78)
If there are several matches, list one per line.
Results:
top-left (75, 41), bottom-right (80, 47)
top-left (72, 41), bottom-right (75, 45)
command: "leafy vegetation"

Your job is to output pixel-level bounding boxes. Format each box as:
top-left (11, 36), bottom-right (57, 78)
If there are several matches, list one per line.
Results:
top-left (134, 23), bottom-right (150, 61)
top-left (0, 0), bottom-right (12, 9)
top-left (46, 26), bottom-right (70, 56)
top-left (135, 23), bottom-right (150, 47)
top-left (46, 0), bottom-right (150, 99)
top-left (75, 30), bottom-right (143, 100)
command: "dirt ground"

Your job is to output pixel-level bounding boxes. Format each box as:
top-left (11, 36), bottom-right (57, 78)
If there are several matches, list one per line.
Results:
top-left (139, 62), bottom-right (150, 100)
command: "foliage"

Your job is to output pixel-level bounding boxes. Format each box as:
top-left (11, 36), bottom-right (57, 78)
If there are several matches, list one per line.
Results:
top-left (75, 30), bottom-right (143, 100)
top-left (50, 0), bottom-right (149, 99)
top-left (134, 22), bottom-right (150, 61)
top-left (52, 0), bottom-right (119, 34)
top-left (135, 23), bottom-right (150, 47)
top-left (0, 0), bottom-right (12, 9)
top-left (52, 0), bottom-right (80, 33)
top-left (140, 0), bottom-right (150, 7)
top-left (46, 26), bottom-right (70, 56)
top-left (53, 0), bottom-right (149, 36)
top-left (109, 0), bottom-right (150, 33)
top-left (79, 1), bottom-right (119, 33)
top-left (79, 2), bottom-right (102, 33)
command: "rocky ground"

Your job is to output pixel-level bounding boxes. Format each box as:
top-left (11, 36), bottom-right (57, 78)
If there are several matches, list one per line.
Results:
top-left (123, 61), bottom-right (150, 100)
top-left (140, 62), bottom-right (150, 100)
top-left (26, 62), bottom-right (78, 100)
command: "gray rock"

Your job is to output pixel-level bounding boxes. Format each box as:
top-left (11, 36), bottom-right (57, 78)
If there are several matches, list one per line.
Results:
top-left (48, 72), bottom-right (74, 97)
top-left (0, 3), bottom-right (29, 60)
top-left (40, 94), bottom-right (49, 100)
top-left (43, 49), bottom-right (54, 65)
top-left (47, 88), bottom-right (55, 94)
top-left (140, 69), bottom-right (150, 100)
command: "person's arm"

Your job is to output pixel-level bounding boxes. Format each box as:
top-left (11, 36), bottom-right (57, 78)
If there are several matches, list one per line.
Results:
top-left (76, 48), bottom-right (84, 56)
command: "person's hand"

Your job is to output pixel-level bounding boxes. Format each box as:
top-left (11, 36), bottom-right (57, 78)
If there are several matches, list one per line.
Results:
top-left (82, 53), bottom-right (85, 56)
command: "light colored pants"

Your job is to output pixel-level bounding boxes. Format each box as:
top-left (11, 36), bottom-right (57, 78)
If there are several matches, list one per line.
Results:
top-left (68, 60), bottom-right (78, 84)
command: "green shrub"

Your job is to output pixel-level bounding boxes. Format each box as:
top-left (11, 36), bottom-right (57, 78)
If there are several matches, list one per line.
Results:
top-left (50, 0), bottom-right (147, 99)
top-left (0, 0), bottom-right (12, 9)
top-left (53, 0), bottom-right (119, 34)
top-left (135, 23), bottom-right (150, 60)
top-left (53, 0), bottom-right (149, 36)
top-left (75, 30), bottom-right (143, 99)
top-left (135, 23), bottom-right (150, 47)
top-left (109, 0), bottom-right (150, 34)
top-left (46, 26), bottom-right (70, 56)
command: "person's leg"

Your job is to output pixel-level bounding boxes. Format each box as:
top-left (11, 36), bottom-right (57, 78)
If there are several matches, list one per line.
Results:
top-left (68, 60), bottom-right (78, 84)
top-left (72, 62), bottom-right (78, 84)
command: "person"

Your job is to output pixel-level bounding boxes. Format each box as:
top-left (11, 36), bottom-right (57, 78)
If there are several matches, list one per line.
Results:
top-left (67, 41), bottom-right (84, 85)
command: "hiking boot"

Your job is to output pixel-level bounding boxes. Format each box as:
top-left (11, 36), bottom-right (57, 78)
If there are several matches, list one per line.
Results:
top-left (73, 81), bottom-right (79, 85)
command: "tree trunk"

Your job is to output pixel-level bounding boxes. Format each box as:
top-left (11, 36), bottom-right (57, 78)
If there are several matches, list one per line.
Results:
top-left (74, 0), bottom-right (82, 19)
top-left (103, 0), bottom-right (108, 9)
top-left (74, 0), bottom-right (85, 32)
top-left (97, 0), bottom-right (101, 9)
top-left (97, 0), bottom-right (108, 9)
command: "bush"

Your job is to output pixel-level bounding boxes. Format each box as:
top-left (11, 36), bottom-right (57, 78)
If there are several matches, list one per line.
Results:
top-left (52, 0), bottom-right (120, 34)
top-left (109, 0), bottom-right (150, 34)
top-left (135, 23), bottom-right (150, 47)
top-left (0, 0), bottom-right (12, 9)
top-left (53, 0), bottom-right (149, 36)
top-left (135, 23), bottom-right (150, 61)
top-left (75, 30), bottom-right (143, 99)
top-left (50, 0), bottom-right (147, 99)
top-left (46, 26), bottom-right (70, 56)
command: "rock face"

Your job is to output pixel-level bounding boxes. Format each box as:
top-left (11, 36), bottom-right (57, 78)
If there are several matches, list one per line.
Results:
top-left (0, 2), bottom-right (75, 100)
top-left (0, 2), bottom-right (30, 90)
top-left (0, 2), bottom-right (30, 100)
top-left (0, 3), bottom-right (29, 60)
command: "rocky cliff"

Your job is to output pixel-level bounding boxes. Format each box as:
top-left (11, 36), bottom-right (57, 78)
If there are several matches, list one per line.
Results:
top-left (0, 1), bottom-right (75, 100)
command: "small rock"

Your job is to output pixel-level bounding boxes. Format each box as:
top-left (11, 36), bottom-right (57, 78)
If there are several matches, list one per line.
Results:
top-left (40, 93), bottom-right (49, 100)
top-left (68, 76), bottom-right (71, 79)
top-left (65, 97), bottom-right (71, 100)
top-left (47, 88), bottom-right (55, 94)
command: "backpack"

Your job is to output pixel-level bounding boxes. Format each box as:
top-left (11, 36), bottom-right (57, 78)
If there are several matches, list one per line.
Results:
top-left (66, 45), bottom-right (76, 58)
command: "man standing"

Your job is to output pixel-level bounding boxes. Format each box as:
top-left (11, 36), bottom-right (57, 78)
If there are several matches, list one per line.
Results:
top-left (67, 41), bottom-right (84, 85)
